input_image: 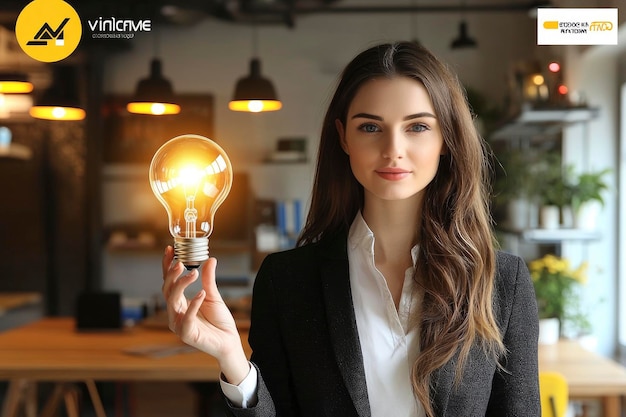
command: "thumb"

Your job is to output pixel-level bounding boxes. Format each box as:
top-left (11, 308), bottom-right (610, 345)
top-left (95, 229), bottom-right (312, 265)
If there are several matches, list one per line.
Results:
top-left (201, 257), bottom-right (222, 301)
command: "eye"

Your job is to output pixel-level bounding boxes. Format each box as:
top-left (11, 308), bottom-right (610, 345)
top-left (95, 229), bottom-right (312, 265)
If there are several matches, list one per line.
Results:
top-left (358, 123), bottom-right (381, 133)
top-left (408, 123), bottom-right (429, 133)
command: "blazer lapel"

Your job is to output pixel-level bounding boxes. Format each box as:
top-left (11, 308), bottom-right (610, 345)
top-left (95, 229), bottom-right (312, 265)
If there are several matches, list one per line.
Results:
top-left (319, 233), bottom-right (371, 417)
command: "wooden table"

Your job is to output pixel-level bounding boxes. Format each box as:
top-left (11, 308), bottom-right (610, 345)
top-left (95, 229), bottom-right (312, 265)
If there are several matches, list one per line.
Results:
top-left (539, 339), bottom-right (626, 417)
top-left (0, 317), bottom-right (250, 417)
top-left (3, 319), bottom-right (626, 416)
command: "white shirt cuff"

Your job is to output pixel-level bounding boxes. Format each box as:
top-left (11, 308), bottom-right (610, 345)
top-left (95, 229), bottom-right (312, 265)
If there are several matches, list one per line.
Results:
top-left (219, 362), bottom-right (259, 408)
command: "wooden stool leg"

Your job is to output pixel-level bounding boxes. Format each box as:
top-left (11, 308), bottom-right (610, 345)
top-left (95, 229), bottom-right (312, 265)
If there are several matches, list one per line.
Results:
top-left (40, 383), bottom-right (66, 417)
top-left (23, 381), bottom-right (37, 417)
top-left (63, 386), bottom-right (80, 417)
top-left (1, 379), bottom-right (27, 417)
top-left (85, 380), bottom-right (108, 417)
top-left (602, 396), bottom-right (619, 417)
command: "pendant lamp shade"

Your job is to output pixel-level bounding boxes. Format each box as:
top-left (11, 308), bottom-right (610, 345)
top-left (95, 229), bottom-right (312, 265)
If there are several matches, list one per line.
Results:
top-left (29, 65), bottom-right (85, 121)
top-left (450, 21), bottom-right (477, 49)
top-left (127, 58), bottom-right (180, 115)
top-left (229, 58), bottom-right (282, 112)
top-left (0, 72), bottom-right (34, 94)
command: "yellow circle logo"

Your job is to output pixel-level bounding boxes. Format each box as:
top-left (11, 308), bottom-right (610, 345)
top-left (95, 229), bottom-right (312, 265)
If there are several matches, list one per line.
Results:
top-left (15, 0), bottom-right (82, 63)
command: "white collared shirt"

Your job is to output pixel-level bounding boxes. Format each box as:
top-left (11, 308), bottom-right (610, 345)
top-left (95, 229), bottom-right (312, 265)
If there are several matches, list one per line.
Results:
top-left (221, 212), bottom-right (424, 416)
top-left (348, 212), bottom-right (424, 417)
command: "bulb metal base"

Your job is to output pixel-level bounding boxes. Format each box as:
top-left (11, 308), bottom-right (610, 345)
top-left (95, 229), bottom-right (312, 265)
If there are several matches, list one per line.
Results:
top-left (174, 237), bottom-right (209, 269)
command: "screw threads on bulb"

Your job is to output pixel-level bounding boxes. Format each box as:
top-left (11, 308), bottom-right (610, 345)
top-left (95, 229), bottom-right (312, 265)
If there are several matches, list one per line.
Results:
top-left (174, 237), bottom-right (209, 269)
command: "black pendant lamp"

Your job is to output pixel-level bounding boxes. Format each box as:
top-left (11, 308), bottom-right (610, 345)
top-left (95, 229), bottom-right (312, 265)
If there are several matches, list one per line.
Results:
top-left (126, 58), bottom-right (180, 115)
top-left (30, 65), bottom-right (85, 121)
top-left (229, 24), bottom-right (282, 113)
top-left (0, 72), bottom-right (33, 94)
top-left (450, 21), bottom-right (477, 49)
top-left (450, 0), bottom-right (477, 50)
top-left (229, 58), bottom-right (282, 112)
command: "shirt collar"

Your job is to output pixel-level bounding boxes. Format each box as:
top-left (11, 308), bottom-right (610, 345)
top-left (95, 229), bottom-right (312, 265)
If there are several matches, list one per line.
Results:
top-left (348, 211), bottom-right (374, 251)
top-left (348, 211), bottom-right (420, 262)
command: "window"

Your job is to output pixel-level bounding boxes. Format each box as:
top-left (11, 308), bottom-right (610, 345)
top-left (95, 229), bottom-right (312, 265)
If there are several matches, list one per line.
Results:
top-left (618, 83), bottom-right (626, 358)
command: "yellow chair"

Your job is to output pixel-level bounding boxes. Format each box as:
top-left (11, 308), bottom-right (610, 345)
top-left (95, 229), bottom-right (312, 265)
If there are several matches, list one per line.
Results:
top-left (539, 371), bottom-right (569, 417)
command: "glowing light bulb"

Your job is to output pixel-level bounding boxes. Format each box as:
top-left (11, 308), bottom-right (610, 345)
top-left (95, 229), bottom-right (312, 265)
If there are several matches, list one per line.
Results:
top-left (151, 103), bottom-right (166, 115)
top-left (548, 62), bottom-right (561, 73)
top-left (149, 134), bottom-right (233, 268)
top-left (532, 74), bottom-right (545, 86)
top-left (248, 100), bottom-right (263, 112)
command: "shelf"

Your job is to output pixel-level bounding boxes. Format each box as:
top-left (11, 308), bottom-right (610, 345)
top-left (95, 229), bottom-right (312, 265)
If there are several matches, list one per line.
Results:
top-left (499, 227), bottom-right (601, 243)
top-left (0, 144), bottom-right (32, 160)
top-left (491, 106), bottom-right (599, 141)
top-left (516, 107), bottom-right (599, 123)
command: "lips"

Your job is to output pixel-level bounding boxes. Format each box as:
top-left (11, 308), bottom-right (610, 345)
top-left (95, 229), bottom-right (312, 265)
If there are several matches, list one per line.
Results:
top-left (375, 167), bottom-right (411, 181)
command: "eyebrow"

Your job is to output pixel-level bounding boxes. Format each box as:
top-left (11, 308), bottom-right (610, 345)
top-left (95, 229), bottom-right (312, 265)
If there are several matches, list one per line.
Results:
top-left (351, 112), bottom-right (437, 121)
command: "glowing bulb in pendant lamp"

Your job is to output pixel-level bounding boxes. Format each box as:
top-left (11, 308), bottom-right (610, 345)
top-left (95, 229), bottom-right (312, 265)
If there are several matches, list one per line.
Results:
top-left (127, 58), bottom-right (180, 115)
top-left (229, 58), bottom-right (282, 112)
top-left (30, 106), bottom-right (85, 121)
top-left (29, 65), bottom-right (85, 121)
top-left (548, 62), bottom-right (561, 73)
top-left (0, 72), bottom-right (33, 94)
top-left (149, 134), bottom-right (233, 268)
top-left (532, 74), bottom-right (545, 86)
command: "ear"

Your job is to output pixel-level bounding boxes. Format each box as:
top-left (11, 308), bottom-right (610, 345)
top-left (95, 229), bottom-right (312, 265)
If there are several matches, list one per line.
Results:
top-left (335, 119), bottom-right (348, 154)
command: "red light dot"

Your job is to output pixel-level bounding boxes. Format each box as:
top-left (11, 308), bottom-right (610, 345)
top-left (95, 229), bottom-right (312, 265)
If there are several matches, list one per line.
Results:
top-left (558, 85), bottom-right (568, 95)
top-left (548, 62), bottom-right (561, 73)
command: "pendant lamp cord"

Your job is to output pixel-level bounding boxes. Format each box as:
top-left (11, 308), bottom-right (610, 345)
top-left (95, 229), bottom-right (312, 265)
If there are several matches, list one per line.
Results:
top-left (251, 14), bottom-right (259, 58)
top-left (153, 27), bottom-right (161, 58)
top-left (410, 0), bottom-right (417, 41)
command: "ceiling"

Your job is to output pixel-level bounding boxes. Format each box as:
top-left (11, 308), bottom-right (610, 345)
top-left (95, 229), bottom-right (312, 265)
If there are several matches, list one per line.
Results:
top-left (0, 0), bottom-right (552, 29)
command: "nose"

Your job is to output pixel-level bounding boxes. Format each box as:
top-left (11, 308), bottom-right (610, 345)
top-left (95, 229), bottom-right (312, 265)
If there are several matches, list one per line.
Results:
top-left (381, 130), bottom-right (404, 160)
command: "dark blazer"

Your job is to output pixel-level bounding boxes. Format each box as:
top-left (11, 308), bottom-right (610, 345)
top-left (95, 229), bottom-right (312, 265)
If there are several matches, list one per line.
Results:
top-left (226, 232), bottom-right (540, 417)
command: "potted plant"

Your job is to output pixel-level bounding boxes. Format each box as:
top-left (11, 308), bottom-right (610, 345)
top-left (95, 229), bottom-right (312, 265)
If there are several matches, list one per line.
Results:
top-left (531, 152), bottom-right (574, 229)
top-left (493, 148), bottom-right (540, 229)
top-left (529, 254), bottom-right (588, 344)
top-left (569, 168), bottom-right (610, 230)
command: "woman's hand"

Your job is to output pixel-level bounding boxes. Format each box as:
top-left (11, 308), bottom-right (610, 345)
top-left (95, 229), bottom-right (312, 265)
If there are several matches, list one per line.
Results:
top-left (161, 246), bottom-right (250, 384)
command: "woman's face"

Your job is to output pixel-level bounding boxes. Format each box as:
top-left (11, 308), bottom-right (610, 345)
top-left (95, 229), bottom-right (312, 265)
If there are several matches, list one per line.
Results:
top-left (337, 76), bottom-right (445, 204)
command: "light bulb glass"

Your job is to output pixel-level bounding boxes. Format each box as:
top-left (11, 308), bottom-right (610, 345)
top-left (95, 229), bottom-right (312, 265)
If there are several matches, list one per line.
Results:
top-left (532, 74), bottom-right (545, 86)
top-left (149, 134), bottom-right (233, 268)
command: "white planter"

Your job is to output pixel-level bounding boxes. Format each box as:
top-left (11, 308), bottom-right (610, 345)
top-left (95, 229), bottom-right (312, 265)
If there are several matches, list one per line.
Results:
top-left (574, 201), bottom-right (601, 230)
top-left (561, 205), bottom-right (574, 228)
top-left (538, 318), bottom-right (560, 345)
top-left (527, 200), bottom-right (539, 228)
top-left (507, 198), bottom-right (530, 230)
top-left (540, 205), bottom-right (560, 230)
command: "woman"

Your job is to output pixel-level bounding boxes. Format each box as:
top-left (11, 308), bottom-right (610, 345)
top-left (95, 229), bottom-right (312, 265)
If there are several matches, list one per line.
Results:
top-left (162, 41), bottom-right (540, 417)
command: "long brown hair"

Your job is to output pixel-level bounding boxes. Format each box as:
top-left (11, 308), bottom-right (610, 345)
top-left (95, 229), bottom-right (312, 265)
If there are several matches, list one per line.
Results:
top-left (298, 41), bottom-right (504, 417)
